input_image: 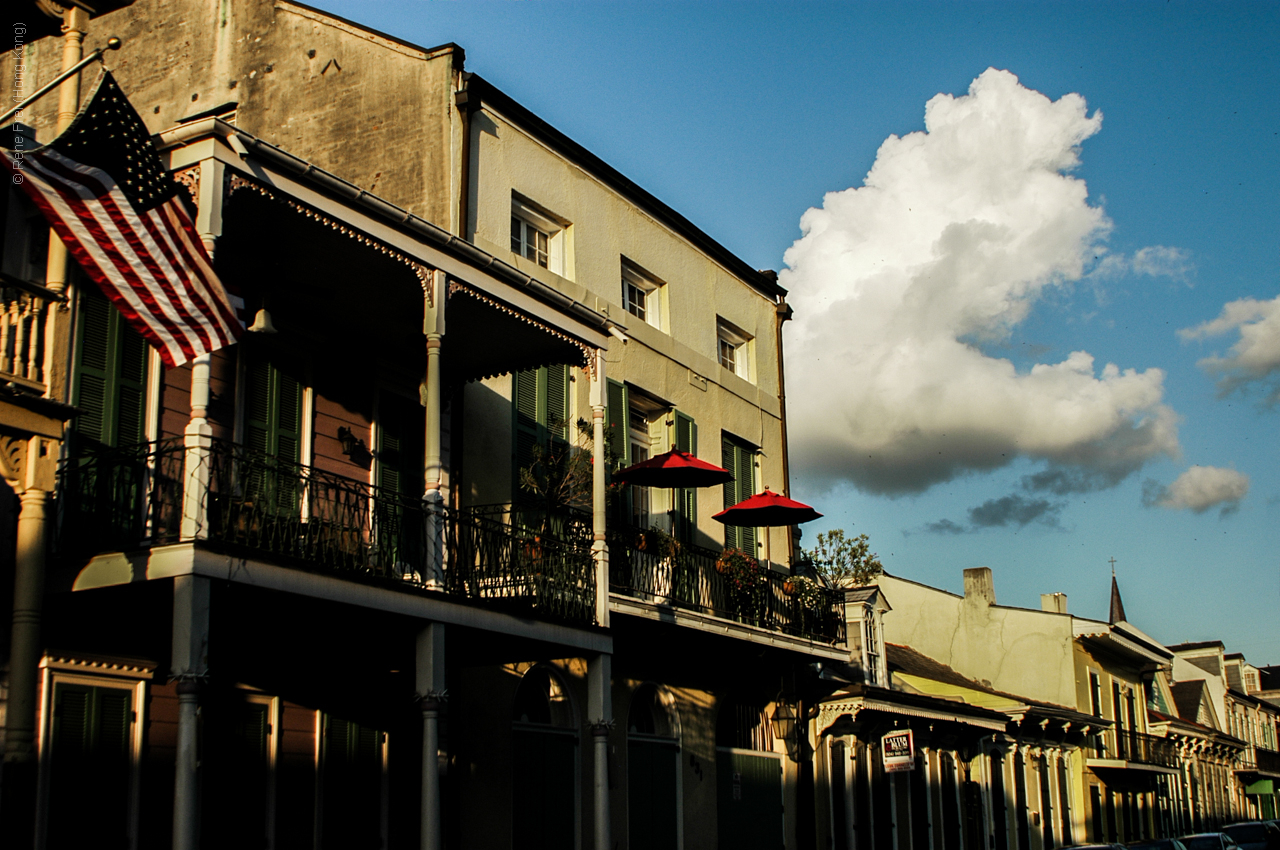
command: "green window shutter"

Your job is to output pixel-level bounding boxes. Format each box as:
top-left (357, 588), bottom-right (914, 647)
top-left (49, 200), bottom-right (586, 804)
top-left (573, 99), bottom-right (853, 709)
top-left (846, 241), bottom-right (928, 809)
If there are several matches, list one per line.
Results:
top-left (673, 411), bottom-right (698, 544)
top-left (243, 355), bottom-right (304, 514)
top-left (513, 364), bottom-right (573, 504)
top-left (606, 379), bottom-right (629, 468)
top-left (545, 363), bottom-right (569, 442)
top-left (73, 287), bottom-right (149, 450)
top-left (721, 434), bottom-right (757, 553)
top-left (513, 369), bottom-right (541, 503)
top-left (243, 357), bottom-right (302, 463)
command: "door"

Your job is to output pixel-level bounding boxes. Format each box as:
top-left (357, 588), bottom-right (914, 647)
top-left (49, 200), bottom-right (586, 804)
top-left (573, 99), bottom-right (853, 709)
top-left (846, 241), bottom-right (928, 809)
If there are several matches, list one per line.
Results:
top-left (319, 715), bottom-right (384, 850)
top-left (374, 390), bottom-right (425, 576)
top-left (716, 748), bottom-right (783, 850)
top-left (512, 728), bottom-right (577, 850)
top-left (629, 737), bottom-right (679, 850)
top-left (46, 682), bottom-right (135, 850)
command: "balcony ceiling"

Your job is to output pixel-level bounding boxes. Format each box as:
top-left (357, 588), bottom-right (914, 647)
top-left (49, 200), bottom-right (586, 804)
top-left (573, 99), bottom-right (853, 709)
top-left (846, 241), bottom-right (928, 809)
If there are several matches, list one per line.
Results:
top-left (217, 188), bottom-right (587, 385)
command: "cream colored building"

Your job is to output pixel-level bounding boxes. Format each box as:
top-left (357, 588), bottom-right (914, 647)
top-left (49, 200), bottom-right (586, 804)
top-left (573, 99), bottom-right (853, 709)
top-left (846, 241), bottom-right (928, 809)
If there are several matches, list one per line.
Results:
top-left (878, 568), bottom-right (1179, 847)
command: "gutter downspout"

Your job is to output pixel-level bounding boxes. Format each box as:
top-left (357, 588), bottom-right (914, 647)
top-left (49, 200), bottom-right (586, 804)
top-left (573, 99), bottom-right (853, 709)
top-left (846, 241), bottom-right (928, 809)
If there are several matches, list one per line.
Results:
top-left (770, 277), bottom-right (795, 564)
top-left (455, 81), bottom-right (476, 241)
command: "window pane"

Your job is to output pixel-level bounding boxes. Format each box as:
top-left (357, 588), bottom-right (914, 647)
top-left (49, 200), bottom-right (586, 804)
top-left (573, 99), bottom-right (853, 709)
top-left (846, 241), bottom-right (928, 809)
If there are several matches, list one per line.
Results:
top-left (512, 216), bottom-right (522, 254)
top-left (719, 339), bottom-right (735, 371)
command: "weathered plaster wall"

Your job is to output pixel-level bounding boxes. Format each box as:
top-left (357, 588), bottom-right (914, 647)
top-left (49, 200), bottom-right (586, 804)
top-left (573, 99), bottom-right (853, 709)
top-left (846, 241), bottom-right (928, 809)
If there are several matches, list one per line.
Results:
top-left (878, 573), bottom-right (1078, 707)
top-left (5, 0), bottom-right (460, 224)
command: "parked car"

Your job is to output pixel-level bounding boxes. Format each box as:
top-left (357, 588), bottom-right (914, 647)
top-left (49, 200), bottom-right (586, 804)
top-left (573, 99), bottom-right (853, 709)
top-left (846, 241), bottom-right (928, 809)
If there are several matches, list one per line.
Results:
top-left (1178, 835), bottom-right (1241, 850)
top-left (1222, 822), bottom-right (1280, 850)
top-left (1063, 845), bottom-right (1125, 849)
top-left (1129, 840), bottom-right (1190, 850)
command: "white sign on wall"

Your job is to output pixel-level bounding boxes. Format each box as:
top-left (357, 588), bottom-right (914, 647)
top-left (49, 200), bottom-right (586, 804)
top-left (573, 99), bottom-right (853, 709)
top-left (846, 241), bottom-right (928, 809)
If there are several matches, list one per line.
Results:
top-left (882, 729), bottom-right (914, 773)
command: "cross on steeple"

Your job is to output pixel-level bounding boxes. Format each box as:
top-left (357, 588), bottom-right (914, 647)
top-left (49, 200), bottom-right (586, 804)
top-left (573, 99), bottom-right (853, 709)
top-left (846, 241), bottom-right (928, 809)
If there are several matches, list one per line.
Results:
top-left (1109, 556), bottom-right (1117, 577)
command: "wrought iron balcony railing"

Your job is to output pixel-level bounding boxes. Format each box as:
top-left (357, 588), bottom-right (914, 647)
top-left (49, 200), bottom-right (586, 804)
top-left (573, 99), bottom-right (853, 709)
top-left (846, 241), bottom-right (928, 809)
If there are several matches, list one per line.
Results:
top-left (1095, 728), bottom-right (1179, 769)
top-left (607, 525), bottom-right (846, 645)
top-left (56, 439), bottom-right (596, 626)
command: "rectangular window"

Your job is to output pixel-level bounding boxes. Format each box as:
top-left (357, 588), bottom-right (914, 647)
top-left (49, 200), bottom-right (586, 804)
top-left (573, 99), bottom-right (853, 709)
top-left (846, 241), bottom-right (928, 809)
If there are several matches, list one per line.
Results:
top-left (1, 182), bottom-right (50, 285)
top-left (511, 215), bottom-right (549, 268)
top-left (863, 613), bottom-right (880, 685)
top-left (622, 261), bottom-right (663, 330)
top-left (510, 196), bottom-right (567, 276)
top-left (721, 432), bottom-right (758, 553)
top-left (716, 318), bottom-right (752, 381)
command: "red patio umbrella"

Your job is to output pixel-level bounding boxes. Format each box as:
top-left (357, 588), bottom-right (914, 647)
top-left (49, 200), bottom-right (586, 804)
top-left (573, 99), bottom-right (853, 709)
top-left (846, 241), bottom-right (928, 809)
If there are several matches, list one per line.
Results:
top-left (611, 448), bottom-right (734, 489)
top-left (713, 489), bottom-right (823, 527)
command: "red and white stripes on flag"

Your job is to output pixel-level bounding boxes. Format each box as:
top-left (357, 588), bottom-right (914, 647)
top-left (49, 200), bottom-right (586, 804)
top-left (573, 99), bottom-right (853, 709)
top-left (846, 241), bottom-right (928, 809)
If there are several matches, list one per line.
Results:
top-left (3, 146), bottom-right (242, 369)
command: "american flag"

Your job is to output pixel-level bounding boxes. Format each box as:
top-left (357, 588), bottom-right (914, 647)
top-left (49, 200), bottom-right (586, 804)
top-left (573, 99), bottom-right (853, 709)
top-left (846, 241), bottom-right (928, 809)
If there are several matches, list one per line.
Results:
top-left (1, 71), bottom-right (242, 369)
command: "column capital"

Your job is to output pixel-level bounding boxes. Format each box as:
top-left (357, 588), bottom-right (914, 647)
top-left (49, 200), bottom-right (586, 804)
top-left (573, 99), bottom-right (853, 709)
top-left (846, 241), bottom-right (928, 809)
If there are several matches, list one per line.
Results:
top-left (587, 719), bottom-right (615, 737)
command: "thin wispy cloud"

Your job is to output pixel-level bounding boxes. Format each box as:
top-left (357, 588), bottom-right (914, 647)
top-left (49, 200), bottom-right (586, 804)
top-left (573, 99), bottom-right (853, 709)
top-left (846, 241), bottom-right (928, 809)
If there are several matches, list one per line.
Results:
top-left (1142, 465), bottom-right (1249, 516)
top-left (919, 493), bottom-right (1064, 535)
top-left (1090, 246), bottom-right (1193, 283)
top-left (1179, 293), bottom-right (1280, 404)
top-left (782, 68), bottom-right (1182, 496)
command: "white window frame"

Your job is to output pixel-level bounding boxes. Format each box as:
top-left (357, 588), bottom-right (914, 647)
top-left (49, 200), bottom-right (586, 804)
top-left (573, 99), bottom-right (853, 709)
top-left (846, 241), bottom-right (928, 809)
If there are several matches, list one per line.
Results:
top-left (36, 655), bottom-right (154, 850)
top-left (716, 318), bottom-right (752, 382)
top-left (626, 389), bottom-right (671, 529)
top-left (510, 197), bottom-right (567, 276)
top-left (622, 261), bottom-right (663, 331)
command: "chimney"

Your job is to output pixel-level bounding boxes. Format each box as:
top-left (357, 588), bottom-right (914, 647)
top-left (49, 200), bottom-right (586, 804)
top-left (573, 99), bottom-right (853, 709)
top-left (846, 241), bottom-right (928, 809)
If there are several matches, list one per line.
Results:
top-left (1040, 592), bottom-right (1068, 614)
top-left (963, 567), bottom-right (996, 606)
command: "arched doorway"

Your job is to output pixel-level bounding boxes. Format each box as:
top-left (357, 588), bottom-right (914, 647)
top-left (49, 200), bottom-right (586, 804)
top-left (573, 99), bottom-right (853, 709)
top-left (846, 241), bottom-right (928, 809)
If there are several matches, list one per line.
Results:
top-left (715, 697), bottom-right (783, 850)
top-left (512, 667), bottom-right (578, 850)
top-left (627, 684), bottom-right (680, 849)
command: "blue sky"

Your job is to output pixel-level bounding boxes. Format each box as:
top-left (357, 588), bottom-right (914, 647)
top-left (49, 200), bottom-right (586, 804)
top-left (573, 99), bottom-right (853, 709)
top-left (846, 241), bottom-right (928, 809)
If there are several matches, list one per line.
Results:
top-left (312, 1), bottom-right (1279, 662)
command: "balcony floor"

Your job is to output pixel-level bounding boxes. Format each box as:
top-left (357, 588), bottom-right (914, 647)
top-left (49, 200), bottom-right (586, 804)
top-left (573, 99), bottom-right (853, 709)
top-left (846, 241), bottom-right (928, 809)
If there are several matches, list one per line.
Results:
top-left (67, 542), bottom-right (611, 653)
top-left (609, 591), bottom-right (849, 661)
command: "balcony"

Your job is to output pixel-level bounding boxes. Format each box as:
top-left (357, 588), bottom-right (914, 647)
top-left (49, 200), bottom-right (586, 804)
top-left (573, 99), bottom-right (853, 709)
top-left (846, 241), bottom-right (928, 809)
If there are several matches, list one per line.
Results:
top-left (607, 526), bottom-right (846, 645)
top-left (1, 275), bottom-right (59, 393)
top-left (1090, 728), bottom-right (1180, 771)
top-left (56, 438), bottom-right (597, 626)
top-left (1240, 745), bottom-right (1280, 777)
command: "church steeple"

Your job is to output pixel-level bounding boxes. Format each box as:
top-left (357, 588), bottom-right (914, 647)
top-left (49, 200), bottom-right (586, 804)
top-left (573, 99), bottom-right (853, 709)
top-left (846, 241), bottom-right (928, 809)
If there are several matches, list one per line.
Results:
top-left (1108, 558), bottom-right (1127, 624)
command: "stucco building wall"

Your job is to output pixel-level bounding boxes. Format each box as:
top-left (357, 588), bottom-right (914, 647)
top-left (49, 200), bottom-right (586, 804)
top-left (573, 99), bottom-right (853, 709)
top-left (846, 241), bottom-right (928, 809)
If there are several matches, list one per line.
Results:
top-left (6, 0), bottom-right (462, 226)
top-left (878, 572), bottom-right (1078, 708)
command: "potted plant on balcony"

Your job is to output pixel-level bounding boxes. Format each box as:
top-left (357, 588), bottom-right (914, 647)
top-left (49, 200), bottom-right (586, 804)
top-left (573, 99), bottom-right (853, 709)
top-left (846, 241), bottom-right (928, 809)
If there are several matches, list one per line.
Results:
top-left (716, 547), bottom-right (765, 622)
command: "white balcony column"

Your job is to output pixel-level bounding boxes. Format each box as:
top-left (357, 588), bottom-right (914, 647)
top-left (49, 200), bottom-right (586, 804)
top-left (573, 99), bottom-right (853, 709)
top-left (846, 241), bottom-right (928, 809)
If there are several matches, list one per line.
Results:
top-left (422, 269), bottom-right (447, 588)
top-left (416, 623), bottom-right (446, 850)
top-left (179, 159), bottom-right (226, 541)
top-left (587, 653), bottom-right (613, 850)
top-left (171, 575), bottom-right (210, 850)
top-left (589, 349), bottom-right (609, 627)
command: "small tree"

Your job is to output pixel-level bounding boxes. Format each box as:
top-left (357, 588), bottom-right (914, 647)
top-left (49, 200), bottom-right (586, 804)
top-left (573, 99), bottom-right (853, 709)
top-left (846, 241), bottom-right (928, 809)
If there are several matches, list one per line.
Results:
top-left (798, 528), bottom-right (883, 587)
top-left (518, 418), bottom-right (624, 520)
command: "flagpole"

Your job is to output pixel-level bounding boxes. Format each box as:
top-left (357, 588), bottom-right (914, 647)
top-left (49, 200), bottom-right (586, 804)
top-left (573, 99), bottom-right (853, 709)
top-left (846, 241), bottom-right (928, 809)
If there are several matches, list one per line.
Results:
top-left (0, 37), bottom-right (121, 128)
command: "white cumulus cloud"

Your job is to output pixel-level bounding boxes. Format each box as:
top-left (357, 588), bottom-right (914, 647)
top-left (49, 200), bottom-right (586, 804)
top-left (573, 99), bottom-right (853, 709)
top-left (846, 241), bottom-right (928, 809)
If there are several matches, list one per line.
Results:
top-left (781, 68), bottom-right (1180, 495)
top-left (1144, 465), bottom-right (1249, 515)
top-left (1179, 293), bottom-right (1280, 403)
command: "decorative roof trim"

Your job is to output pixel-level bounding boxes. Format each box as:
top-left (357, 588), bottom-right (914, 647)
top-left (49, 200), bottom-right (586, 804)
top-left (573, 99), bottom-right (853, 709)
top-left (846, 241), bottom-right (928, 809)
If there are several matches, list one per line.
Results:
top-left (42, 653), bottom-right (157, 678)
top-left (448, 281), bottom-right (594, 378)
